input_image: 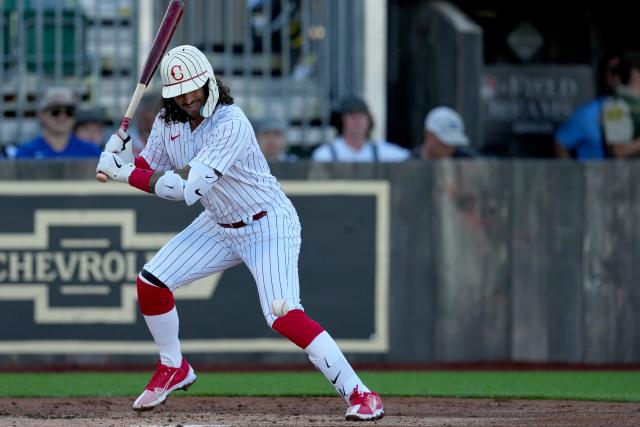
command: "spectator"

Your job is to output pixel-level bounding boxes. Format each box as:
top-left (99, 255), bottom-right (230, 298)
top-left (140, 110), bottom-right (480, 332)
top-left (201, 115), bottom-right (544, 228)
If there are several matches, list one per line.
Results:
top-left (74, 106), bottom-right (112, 148)
top-left (419, 106), bottom-right (477, 159)
top-left (554, 51), bottom-right (621, 160)
top-left (311, 97), bottom-right (410, 162)
top-left (602, 52), bottom-right (640, 158)
top-left (14, 87), bottom-right (101, 159)
top-left (129, 91), bottom-right (161, 155)
top-left (254, 116), bottom-right (297, 162)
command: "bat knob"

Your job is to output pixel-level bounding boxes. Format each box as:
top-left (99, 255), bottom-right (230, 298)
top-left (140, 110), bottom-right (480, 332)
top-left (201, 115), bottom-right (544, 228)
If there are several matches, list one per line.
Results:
top-left (96, 173), bottom-right (109, 183)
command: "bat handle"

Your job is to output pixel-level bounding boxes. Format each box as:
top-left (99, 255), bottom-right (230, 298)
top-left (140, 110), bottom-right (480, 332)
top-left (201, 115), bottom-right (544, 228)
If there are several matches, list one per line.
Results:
top-left (96, 172), bottom-right (109, 183)
top-left (119, 117), bottom-right (132, 133)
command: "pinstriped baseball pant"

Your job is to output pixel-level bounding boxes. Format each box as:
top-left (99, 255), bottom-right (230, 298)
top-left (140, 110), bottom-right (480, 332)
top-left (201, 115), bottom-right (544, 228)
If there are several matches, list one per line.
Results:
top-left (143, 210), bottom-right (303, 327)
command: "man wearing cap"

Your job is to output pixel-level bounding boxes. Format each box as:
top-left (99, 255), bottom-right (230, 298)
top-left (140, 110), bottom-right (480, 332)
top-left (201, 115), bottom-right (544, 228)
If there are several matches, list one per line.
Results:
top-left (420, 106), bottom-right (478, 160)
top-left (312, 96), bottom-right (410, 162)
top-left (255, 116), bottom-right (298, 162)
top-left (14, 87), bottom-right (102, 159)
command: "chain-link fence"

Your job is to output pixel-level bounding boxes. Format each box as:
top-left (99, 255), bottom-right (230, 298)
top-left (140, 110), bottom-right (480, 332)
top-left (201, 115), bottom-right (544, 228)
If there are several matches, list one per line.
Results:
top-left (0, 0), bottom-right (138, 145)
top-left (0, 0), bottom-right (364, 151)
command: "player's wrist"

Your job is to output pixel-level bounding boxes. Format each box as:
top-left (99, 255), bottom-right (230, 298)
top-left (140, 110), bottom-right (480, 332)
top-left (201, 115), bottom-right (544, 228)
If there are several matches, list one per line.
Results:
top-left (129, 167), bottom-right (154, 193)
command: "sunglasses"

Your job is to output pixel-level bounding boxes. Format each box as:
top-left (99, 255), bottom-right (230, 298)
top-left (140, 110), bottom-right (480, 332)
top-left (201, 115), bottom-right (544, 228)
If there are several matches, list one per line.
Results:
top-left (47, 107), bottom-right (75, 117)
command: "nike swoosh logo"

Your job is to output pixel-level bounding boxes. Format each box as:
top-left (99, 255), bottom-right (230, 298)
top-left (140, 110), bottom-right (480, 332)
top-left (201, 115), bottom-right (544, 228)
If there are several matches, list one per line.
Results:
top-left (165, 185), bottom-right (174, 189)
top-left (113, 155), bottom-right (122, 168)
top-left (195, 189), bottom-right (203, 196)
top-left (324, 357), bottom-right (331, 369)
top-left (170, 134), bottom-right (180, 141)
top-left (331, 370), bottom-right (341, 385)
top-left (205, 176), bottom-right (215, 179)
top-left (338, 386), bottom-right (347, 399)
top-left (161, 370), bottom-right (178, 391)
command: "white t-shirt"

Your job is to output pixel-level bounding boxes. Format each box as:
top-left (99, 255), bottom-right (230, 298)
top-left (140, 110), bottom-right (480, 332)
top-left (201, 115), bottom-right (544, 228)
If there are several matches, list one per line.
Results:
top-left (311, 137), bottom-right (410, 162)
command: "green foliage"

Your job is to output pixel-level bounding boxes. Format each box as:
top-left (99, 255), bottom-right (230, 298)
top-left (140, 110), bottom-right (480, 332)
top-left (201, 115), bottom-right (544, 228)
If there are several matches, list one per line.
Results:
top-left (0, 371), bottom-right (638, 402)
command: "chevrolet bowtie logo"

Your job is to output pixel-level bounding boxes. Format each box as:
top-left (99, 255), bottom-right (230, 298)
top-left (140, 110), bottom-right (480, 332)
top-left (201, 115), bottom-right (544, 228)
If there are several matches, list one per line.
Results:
top-left (0, 210), bottom-right (221, 325)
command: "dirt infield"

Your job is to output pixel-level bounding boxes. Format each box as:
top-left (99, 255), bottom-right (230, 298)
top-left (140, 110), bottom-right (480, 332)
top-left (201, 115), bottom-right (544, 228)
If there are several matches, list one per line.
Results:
top-left (1, 397), bottom-right (639, 427)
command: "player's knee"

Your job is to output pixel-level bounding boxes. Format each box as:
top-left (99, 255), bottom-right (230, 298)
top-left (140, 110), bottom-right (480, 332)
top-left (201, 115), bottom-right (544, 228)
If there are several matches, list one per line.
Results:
top-left (272, 309), bottom-right (324, 349)
top-left (136, 269), bottom-right (174, 316)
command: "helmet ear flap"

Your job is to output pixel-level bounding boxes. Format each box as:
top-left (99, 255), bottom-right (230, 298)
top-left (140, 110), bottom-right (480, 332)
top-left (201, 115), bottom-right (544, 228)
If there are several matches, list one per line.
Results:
top-left (200, 76), bottom-right (219, 118)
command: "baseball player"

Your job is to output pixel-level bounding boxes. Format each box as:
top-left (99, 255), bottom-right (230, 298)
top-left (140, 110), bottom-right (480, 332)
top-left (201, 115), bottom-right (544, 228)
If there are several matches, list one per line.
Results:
top-left (96, 45), bottom-right (384, 421)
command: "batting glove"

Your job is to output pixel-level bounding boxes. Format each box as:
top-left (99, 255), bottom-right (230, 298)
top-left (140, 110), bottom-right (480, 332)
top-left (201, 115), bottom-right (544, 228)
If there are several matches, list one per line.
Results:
top-left (104, 129), bottom-right (134, 164)
top-left (96, 152), bottom-right (135, 183)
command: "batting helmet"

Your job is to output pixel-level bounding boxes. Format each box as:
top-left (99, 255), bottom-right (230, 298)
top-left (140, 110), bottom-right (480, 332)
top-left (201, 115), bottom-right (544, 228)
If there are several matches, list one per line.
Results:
top-left (160, 45), bottom-right (219, 118)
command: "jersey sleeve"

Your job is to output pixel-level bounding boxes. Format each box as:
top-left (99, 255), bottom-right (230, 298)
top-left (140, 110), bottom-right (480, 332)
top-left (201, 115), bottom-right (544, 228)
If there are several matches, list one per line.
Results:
top-left (192, 119), bottom-right (251, 175)
top-left (139, 116), bottom-right (173, 171)
top-left (602, 98), bottom-right (634, 145)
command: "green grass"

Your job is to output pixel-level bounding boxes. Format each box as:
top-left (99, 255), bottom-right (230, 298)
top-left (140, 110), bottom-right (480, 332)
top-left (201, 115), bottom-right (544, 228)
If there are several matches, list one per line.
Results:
top-left (0, 371), bottom-right (638, 402)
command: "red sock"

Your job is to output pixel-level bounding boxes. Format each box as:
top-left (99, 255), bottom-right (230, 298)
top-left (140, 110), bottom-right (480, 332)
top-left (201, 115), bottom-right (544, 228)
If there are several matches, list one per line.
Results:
top-left (272, 309), bottom-right (324, 349)
top-left (137, 275), bottom-right (174, 315)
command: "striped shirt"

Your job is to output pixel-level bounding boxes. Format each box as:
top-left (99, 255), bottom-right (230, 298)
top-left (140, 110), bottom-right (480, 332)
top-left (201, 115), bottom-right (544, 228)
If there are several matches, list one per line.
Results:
top-left (140, 104), bottom-right (296, 223)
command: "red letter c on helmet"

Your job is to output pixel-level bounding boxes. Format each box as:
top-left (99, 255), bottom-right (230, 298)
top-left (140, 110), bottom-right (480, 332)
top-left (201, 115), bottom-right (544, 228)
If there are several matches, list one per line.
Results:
top-left (171, 65), bottom-right (184, 81)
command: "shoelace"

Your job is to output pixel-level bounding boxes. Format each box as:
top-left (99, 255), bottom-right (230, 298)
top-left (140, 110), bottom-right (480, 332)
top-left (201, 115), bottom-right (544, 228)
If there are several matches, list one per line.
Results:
top-left (349, 385), bottom-right (365, 405)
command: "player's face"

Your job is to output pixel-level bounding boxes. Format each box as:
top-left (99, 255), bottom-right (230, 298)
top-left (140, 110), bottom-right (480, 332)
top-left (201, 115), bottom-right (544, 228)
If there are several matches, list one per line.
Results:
top-left (174, 86), bottom-right (206, 118)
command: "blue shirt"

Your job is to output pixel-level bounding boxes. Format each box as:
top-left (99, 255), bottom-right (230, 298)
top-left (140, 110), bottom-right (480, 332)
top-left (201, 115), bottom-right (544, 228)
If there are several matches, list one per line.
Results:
top-left (14, 134), bottom-right (102, 159)
top-left (554, 97), bottom-right (607, 160)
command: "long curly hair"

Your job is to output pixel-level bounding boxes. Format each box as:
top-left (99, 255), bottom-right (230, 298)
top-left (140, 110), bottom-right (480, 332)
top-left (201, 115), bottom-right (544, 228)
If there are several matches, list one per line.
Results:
top-left (160, 79), bottom-right (234, 124)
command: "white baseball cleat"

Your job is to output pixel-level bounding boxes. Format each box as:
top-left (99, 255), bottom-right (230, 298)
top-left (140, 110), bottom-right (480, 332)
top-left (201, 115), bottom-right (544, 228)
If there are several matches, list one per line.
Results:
top-left (133, 357), bottom-right (196, 410)
top-left (345, 385), bottom-right (385, 421)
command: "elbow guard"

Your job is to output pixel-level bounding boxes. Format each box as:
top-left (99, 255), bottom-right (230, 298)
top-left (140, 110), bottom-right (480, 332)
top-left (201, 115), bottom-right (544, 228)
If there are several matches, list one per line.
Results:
top-left (155, 171), bottom-right (186, 201)
top-left (183, 161), bottom-right (220, 206)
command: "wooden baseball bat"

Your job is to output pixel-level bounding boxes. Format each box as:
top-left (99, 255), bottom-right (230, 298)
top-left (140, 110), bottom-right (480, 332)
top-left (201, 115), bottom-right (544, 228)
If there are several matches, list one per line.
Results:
top-left (97, 0), bottom-right (184, 182)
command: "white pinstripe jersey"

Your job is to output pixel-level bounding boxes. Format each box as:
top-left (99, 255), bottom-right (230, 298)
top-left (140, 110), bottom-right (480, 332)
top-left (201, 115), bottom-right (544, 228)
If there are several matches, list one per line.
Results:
top-left (140, 104), bottom-right (296, 223)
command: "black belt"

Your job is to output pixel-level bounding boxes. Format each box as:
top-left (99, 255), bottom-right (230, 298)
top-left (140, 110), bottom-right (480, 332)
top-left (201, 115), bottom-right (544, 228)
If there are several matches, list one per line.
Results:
top-left (218, 211), bottom-right (267, 228)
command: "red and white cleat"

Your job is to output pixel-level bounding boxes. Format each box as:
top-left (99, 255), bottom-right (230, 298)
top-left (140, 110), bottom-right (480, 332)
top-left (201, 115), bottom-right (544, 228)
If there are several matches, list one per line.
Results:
top-left (345, 386), bottom-right (385, 421)
top-left (133, 357), bottom-right (196, 411)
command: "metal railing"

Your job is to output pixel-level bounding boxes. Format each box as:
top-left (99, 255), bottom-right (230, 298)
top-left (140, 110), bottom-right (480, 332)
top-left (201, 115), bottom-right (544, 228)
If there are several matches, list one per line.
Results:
top-left (0, 0), bottom-right (365, 149)
top-left (0, 0), bottom-right (138, 145)
top-left (153, 0), bottom-right (364, 148)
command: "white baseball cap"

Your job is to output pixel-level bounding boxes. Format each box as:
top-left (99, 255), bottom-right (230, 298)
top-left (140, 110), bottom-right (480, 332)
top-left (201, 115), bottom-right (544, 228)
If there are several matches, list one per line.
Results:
top-left (424, 106), bottom-right (469, 146)
top-left (39, 87), bottom-right (75, 111)
top-left (160, 45), bottom-right (219, 117)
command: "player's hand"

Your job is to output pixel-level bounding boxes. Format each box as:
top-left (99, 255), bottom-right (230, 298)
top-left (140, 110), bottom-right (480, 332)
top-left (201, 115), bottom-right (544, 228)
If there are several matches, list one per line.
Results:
top-left (104, 129), bottom-right (134, 164)
top-left (96, 152), bottom-right (135, 183)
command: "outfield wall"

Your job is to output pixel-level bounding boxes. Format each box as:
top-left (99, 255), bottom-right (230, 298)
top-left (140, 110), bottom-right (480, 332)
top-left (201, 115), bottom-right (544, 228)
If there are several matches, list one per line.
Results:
top-left (0, 160), bottom-right (638, 365)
